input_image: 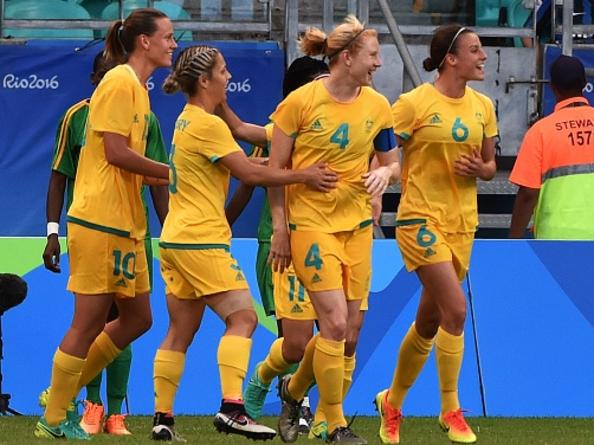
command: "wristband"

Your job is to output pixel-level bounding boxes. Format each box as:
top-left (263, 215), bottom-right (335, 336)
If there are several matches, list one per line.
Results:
top-left (47, 222), bottom-right (59, 237)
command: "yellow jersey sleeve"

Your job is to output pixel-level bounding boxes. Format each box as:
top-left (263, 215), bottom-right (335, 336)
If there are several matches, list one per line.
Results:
top-left (89, 74), bottom-right (136, 137)
top-left (270, 89), bottom-right (305, 138)
top-left (188, 116), bottom-right (242, 162)
top-left (392, 95), bottom-right (416, 142)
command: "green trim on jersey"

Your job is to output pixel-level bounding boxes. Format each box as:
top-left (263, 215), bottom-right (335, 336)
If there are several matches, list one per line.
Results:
top-left (395, 218), bottom-right (427, 227)
top-left (249, 143), bottom-right (273, 243)
top-left (52, 102), bottom-right (89, 212)
top-left (159, 242), bottom-right (230, 251)
top-left (66, 216), bottom-right (130, 238)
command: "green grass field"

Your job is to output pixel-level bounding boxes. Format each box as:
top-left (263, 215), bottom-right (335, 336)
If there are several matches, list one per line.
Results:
top-left (1, 416), bottom-right (594, 444)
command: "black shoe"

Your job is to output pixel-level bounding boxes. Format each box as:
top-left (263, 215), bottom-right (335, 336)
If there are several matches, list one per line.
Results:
top-left (213, 399), bottom-right (276, 441)
top-left (298, 405), bottom-right (314, 434)
top-left (326, 426), bottom-right (367, 444)
top-left (152, 412), bottom-right (186, 442)
top-left (277, 375), bottom-right (302, 443)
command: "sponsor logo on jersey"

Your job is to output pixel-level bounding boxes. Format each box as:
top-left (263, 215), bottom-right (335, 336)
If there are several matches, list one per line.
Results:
top-left (311, 273), bottom-right (322, 283)
top-left (236, 272), bottom-right (245, 281)
top-left (430, 113), bottom-right (442, 124)
top-left (311, 119), bottom-right (324, 131)
top-left (291, 304), bottom-right (303, 313)
top-left (115, 278), bottom-right (127, 288)
top-left (423, 247), bottom-right (436, 258)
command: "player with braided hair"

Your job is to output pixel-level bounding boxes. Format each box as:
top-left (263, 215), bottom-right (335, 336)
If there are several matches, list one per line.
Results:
top-left (150, 45), bottom-right (337, 441)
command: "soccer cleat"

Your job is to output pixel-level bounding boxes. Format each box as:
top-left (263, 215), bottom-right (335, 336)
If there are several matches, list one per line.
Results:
top-left (326, 426), bottom-right (368, 444)
top-left (213, 399), bottom-right (276, 441)
top-left (38, 386), bottom-right (81, 424)
top-left (104, 413), bottom-right (132, 435)
top-left (34, 416), bottom-right (91, 440)
top-left (307, 421), bottom-right (328, 441)
top-left (79, 400), bottom-right (104, 435)
top-left (277, 375), bottom-right (302, 443)
top-left (243, 362), bottom-right (271, 419)
top-left (152, 412), bottom-right (187, 442)
top-left (298, 404), bottom-right (314, 434)
top-left (439, 409), bottom-right (477, 444)
top-left (374, 389), bottom-right (402, 444)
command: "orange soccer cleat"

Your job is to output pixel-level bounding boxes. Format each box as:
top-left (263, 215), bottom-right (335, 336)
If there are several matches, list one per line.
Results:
top-left (439, 409), bottom-right (477, 444)
top-left (374, 389), bottom-right (402, 444)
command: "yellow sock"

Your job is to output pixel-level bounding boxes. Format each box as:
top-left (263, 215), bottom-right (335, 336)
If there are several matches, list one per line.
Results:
top-left (76, 332), bottom-right (122, 393)
top-left (154, 349), bottom-right (186, 413)
top-left (388, 323), bottom-right (434, 409)
top-left (45, 349), bottom-right (85, 426)
top-left (343, 353), bottom-right (356, 400)
top-left (435, 327), bottom-right (464, 413)
top-left (287, 333), bottom-right (318, 401)
top-left (259, 338), bottom-right (290, 385)
top-left (313, 337), bottom-right (345, 433)
top-left (314, 405), bottom-right (327, 424)
top-left (218, 335), bottom-right (251, 400)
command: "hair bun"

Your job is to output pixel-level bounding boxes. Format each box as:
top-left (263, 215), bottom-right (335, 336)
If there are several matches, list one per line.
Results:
top-left (422, 56), bottom-right (436, 72)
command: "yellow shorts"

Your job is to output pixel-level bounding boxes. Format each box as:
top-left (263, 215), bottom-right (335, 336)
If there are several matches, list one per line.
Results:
top-left (66, 222), bottom-right (150, 298)
top-left (290, 225), bottom-right (372, 307)
top-left (396, 222), bottom-right (474, 282)
top-left (159, 245), bottom-right (248, 299)
top-left (273, 263), bottom-right (316, 320)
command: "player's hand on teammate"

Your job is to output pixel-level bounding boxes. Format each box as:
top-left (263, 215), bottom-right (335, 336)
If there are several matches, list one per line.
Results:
top-left (363, 166), bottom-right (391, 197)
top-left (454, 148), bottom-right (487, 178)
top-left (371, 194), bottom-right (382, 226)
top-left (249, 157), bottom-right (269, 166)
top-left (43, 234), bottom-right (61, 273)
top-left (143, 176), bottom-right (169, 186)
top-left (303, 163), bottom-right (338, 192)
top-left (268, 230), bottom-right (291, 273)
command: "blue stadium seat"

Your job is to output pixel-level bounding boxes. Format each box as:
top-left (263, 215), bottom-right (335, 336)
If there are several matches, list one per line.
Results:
top-left (100, 0), bottom-right (192, 41)
top-left (3, 0), bottom-right (94, 39)
top-left (476, 0), bottom-right (503, 27)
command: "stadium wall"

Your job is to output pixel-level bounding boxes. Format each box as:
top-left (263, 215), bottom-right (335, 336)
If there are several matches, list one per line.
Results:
top-left (2, 238), bottom-right (593, 417)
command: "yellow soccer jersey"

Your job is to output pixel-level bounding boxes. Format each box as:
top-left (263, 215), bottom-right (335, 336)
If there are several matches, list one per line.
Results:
top-left (393, 83), bottom-right (498, 233)
top-left (160, 104), bottom-right (242, 246)
top-left (67, 64), bottom-right (150, 240)
top-left (271, 80), bottom-right (395, 233)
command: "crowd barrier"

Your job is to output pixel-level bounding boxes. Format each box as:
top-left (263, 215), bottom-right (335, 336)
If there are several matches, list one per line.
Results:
top-left (1, 238), bottom-right (593, 416)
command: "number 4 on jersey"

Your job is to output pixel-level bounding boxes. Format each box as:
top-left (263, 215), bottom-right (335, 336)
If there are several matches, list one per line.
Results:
top-left (304, 243), bottom-right (323, 270)
top-left (330, 123), bottom-right (350, 149)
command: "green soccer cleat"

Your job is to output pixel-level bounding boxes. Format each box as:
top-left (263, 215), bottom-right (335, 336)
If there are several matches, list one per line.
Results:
top-left (34, 416), bottom-right (90, 440)
top-left (243, 362), bottom-right (271, 420)
top-left (439, 409), bottom-right (477, 444)
top-left (38, 386), bottom-right (82, 424)
top-left (307, 421), bottom-right (328, 441)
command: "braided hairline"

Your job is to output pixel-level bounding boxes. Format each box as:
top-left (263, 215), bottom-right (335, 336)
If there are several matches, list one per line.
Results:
top-left (176, 46), bottom-right (220, 83)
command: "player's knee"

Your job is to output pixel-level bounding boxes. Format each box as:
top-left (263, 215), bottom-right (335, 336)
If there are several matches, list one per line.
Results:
top-left (283, 336), bottom-right (309, 363)
top-left (226, 308), bottom-right (257, 337)
top-left (442, 305), bottom-right (466, 332)
top-left (133, 311), bottom-right (153, 335)
top-left (322, 317), bottom-right (347, 341)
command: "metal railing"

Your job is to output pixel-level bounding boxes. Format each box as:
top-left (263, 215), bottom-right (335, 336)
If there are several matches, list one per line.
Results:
top-left (0, 0), bottom-right (273, 39)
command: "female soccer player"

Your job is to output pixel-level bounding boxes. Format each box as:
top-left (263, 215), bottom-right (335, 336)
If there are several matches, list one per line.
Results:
top-left (268, 15), bottom-right (400, 444)
top-left (375, 24), bottom-right (497, 445)
top-left (150, 45), bottom-right (337, 442)
top-left (220, 56), bottom-right (330, 434)
top-left (41, 51), bottom-right (169, 437)
top-left (35, 8), bottom-right (175, 440)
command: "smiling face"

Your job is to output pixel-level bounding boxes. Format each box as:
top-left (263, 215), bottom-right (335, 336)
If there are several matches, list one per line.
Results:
top-left (203, 52), bottom-right (232, 105)
top-left (448, 32), bottom-right (487, 82)
top-left (346, 34), bottom-right (382, 86)
top-left (144, 17), bottom-right (177, 68)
